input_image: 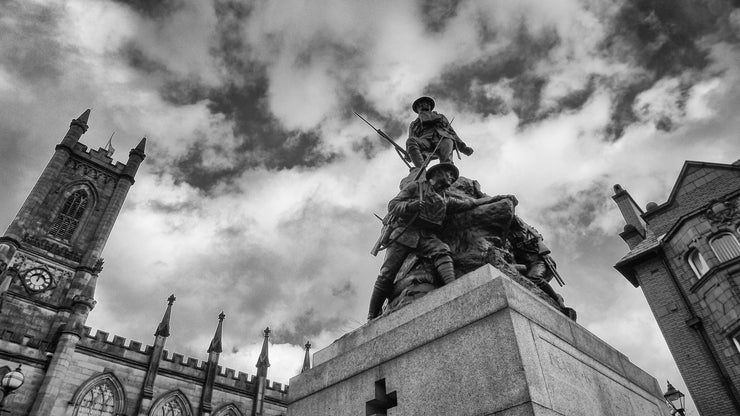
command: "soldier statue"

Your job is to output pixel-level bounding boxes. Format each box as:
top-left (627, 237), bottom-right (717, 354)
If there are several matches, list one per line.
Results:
top-left (406, 96), bottom-right (474, 168)
top-left (509, 217), bottom-right (576, 320)
top-left (367, 163), bottom-right (500, 320)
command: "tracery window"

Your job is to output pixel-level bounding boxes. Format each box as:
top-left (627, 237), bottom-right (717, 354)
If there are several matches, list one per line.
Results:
top-left (710, 233), bottom-right (740, 263)
top-left (213, 404), bottom-right (243, 416)
top-left (72, 375), bottom-right (124, 416)
top-left (687, 249), bottom-right (709, 278)
top-left (49, 189), bottom-right (88, 240)
top-left (149, 391), bottom-right (192, 416)
top-left (153, 401), bottom-right (185, 416)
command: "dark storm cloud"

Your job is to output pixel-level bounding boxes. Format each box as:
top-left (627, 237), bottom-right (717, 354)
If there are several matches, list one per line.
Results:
top-left (171, 140), bottom-right (242, 191)
top-left (538, 180), bottom-right (612, 239)
top-left (147, 199), bottom-right (200, 214)
top-left (1, 2), bottom-right (68, 84)
top-left (600, 0), bottom-right (735, 139)
top-left (418, 0), bottom-right (462, 33)
top-left (110, 0), bottom-right (186, 19)
top-left (159, 78), bottom-right (210, 106)
top-left (427, 25), bottom-right (559, 121)
top-left (122, 42), bottom-right (170, 75)
top-left (345, 93), bottom-right (408, 160)
top-left (421, 0), bottom-right (737, 139)
top-left (213, 0), bottom-right (254, 72)
top-left (207, 79), bottom-right (340, 170)
top-left (271, 309), bottom-right (346, 345)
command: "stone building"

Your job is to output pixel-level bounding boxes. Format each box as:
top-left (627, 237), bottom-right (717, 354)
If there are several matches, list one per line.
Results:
top-left (0, 111), bottom-right (289, 415)
top-left (613, 159), bottom-right (740, 415)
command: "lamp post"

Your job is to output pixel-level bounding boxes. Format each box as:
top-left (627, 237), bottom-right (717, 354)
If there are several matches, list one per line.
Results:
top-left (0, 365), bottom-right (25, 413)
top-left (663, 381), bottom-right (686, 415)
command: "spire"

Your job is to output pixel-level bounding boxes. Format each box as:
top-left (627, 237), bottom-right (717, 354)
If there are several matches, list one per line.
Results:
top-left (60, 109), bottom-right (90, 147)
top-left (134, 137), bottom-right (146, 153)
top-left (256, 327), bottom-right (271, 371)
top-left (301, 341), bottom-right (311, 373)
top-left (105, 131), bottom-right (116, 157)
top-left (208, 312), bottom-right (225, 353)
top-left (123, 137), bottom-right (147, 181)
top-left (154, 294), bottom-right (176, 337)
top-left (77, 109), bottom-right (91, 125)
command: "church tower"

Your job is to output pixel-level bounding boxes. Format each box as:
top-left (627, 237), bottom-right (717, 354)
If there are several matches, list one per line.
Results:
top-left (0, 109), bottom-right (145, 348)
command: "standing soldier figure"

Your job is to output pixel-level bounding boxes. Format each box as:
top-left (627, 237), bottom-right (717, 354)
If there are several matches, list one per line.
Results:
top-left (406, 96), bottom-right (474, 168)
top-left (367, 163), bottom-right (500, 320)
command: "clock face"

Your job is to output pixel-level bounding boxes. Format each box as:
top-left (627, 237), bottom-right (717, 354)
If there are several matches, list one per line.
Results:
top-left (23, 268), bottom-right (53, 292)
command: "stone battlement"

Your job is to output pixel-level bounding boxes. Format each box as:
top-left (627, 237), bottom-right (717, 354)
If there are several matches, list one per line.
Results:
top-left (79, 327), bottom-right (288, 394)
top-left (71, 142), bottom-right (127, 172)
top-left (0, 328), bottom-right (50, 351)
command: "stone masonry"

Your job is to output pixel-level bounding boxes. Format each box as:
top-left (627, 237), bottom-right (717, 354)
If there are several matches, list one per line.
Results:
top-left (614, 159), bottom-right (740, 415)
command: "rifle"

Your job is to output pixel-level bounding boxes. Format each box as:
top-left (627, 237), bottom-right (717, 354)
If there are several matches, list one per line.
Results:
top-left (370, 139), bottom-right (445, 256)
top-left (354, 112), bottom-right (412, 168)
top-left (543, 255), bottom-right (565, 287)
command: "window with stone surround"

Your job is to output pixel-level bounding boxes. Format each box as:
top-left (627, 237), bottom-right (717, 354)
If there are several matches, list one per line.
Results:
top-left (49, 189), bottom-right (88, 240)
top-left (149, 391), bottom-right (192, 416)
top-left (72, 373), bottom-right (125, 416)
top-left (213, 404), bottom-right (243, 416)
top-left (710, 232), bottom-right (740, 263)
top-left (688, 249), bottom-right (709, 278)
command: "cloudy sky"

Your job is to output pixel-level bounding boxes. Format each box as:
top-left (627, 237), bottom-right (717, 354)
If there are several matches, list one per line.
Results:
top-left (3, 0), bottom-right (740, 411)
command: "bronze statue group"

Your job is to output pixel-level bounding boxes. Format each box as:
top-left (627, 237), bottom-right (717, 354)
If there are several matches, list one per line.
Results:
top-left (361, 97), bottom-right (576, 321)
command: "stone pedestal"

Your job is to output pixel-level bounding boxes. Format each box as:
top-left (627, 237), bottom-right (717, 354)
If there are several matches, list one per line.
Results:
top-left (287, 265), bottom-right (669, 416)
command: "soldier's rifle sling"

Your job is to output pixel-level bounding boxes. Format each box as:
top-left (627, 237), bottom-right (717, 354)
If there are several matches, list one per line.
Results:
top-left (353, 111), bottom-right (412, 168)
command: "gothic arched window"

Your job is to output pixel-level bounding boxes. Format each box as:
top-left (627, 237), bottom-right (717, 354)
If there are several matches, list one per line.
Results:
top-left (49, 189), bottom-right (89, 240)
top-left (687, 249), bottom-right (709, 278)
top-left (150, 391), bottom-right (192, 416)
top-left (71, 373), bottom-right (125, 416)
top-left (213, 404), bottom-right (243, 416)
top-left (710, 233), bottom-right (740, 263)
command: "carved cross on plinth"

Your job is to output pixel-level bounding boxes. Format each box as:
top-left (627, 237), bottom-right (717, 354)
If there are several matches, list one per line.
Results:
top-left (365, 378), bottom-right (397, 415)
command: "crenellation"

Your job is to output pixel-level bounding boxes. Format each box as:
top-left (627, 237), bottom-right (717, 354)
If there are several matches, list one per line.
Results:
top-left (82, 326), bottom-right (92, 337)
top-left (112, 335), bottom-right (126, 346)
top-left (88, 147), bottom-right (114, 164)
top-left (72, 142), bottom-right (88, 153)
top-left (93, 329), bottom-right (110, 342)
top-left (70, 144), bottom-right (127, 174)
top-left (225, 367), bottom-right (235, 378)
top-left (127, 340), bottom-right (143, 352)
top-left (172, 352), bottom-right (184, 364)
top-left (186, 357), bottom-right (198, 367)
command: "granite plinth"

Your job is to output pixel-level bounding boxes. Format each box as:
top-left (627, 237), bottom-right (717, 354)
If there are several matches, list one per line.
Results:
top-left (288, 265), bottom-right (668, 416)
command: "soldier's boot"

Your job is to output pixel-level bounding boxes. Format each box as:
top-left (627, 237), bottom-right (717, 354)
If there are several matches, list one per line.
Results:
top-left (434, 256), bottom-right (456, 285)
top-left (367, 279), bottom-right (392, 320)
top-left (406, 139), bottom-right (425, 168)
top-left (437, 138), bottom-right (454, 164)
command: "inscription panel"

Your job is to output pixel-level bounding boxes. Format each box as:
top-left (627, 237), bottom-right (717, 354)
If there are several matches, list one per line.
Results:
top-left (534, 327), bottom-right (664, 416)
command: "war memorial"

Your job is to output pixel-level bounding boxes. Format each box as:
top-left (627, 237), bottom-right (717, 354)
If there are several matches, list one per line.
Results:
top-left (286, 97), bottom-right (670, 415)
